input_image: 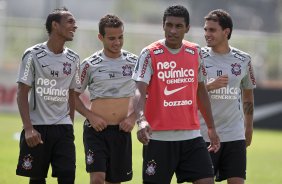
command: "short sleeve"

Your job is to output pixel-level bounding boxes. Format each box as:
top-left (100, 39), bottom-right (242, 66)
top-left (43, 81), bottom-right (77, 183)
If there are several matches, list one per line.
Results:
top-left (70, 57), bottom-right (81, 89)
top-left (198, 48), bottom-right (207, 82)
top-left (75, 60), bottom-right (90, 93)
top-left (241, 59), bottom-right (256, 89)
top-left (17, 51), bottom-right (34, 86)
top-left (132, 48), bottom-right (153, 84)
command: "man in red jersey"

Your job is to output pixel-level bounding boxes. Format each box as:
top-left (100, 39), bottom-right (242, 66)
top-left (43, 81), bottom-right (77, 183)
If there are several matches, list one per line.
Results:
top-left (132, 5), bottom-right (220, 184)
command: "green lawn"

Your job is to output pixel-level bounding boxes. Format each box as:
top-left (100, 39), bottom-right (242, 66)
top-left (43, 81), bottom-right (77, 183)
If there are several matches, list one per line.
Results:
top-left (0, 113), bottom-right (282, 184)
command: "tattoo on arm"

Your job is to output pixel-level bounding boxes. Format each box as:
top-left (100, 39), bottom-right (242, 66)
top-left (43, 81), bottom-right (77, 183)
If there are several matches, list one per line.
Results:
top-left (244, 102), bottom-right (254, 115)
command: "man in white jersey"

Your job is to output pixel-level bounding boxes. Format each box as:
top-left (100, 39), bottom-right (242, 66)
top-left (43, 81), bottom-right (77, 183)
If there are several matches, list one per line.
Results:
top-left (199, 9), bottom-right (256, 184)
top-left (132, 5), bottom-right (220, 184)
top-left (16, 7), bottom-right (80, 184)
top-left (74, 14), bottom-right (137, 184)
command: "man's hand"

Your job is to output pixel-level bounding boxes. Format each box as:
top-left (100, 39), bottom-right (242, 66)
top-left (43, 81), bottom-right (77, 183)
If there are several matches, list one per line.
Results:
top-left (245, 127), bottom-right (253, 147)
top-left (119, 117), bottom-right (135, 132)
top-left (88, 114), bottom-right (107, 132)
top-left (207, 74), bottom-right (228, 91)
top-left (24, 128), bottom-right (43, 147)
top-left (207, 128), bottom-right (220, 153)
top-left (137, 120), bottom-right (152, 145)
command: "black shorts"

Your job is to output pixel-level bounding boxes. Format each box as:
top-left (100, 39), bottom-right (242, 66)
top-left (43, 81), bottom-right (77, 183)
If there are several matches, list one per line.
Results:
top-left (143, 137), bottom-right (214, 184)
top-left (83, 120), bottom-right (132, 183)
top-left (16, 125), bottom-right (76, 179)
top-left (207, 140), bottom-right (246, 182)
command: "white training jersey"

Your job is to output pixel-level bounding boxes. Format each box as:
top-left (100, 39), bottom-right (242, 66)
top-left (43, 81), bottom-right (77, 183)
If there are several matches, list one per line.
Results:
top-left (76, 50), bottom-right (137, 100)
top-left (17, 42), bottom-right (81, 125)
top-left (199, 46), bottom-right (256, 142)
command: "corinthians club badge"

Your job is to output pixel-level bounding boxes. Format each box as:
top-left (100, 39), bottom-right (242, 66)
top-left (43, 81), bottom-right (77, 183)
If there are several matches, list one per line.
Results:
top-left (145, 160), bottom-right (157, 176)
top-left (22, 154), bottom-right (33, 170)
top-left (122, 65), bottom-right (132, 76)
top-left (63, 62), bottom-right (72, 75)
top-left (86, 150), bottom-right (94, 165)
top-left (231, 63), bottom-right (241, 76)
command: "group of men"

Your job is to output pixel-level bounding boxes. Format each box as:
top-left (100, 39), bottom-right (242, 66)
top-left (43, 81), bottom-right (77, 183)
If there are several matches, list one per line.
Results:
top-left (15, 4), bottom-right (256, 184)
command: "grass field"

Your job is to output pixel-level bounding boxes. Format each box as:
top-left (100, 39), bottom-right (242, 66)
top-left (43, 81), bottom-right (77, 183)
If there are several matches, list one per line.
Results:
top-left (0, 113), bottom-right (282, 184)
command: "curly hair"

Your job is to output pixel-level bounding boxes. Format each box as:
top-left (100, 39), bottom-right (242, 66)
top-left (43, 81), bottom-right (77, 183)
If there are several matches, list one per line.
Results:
top-left (45, 7), bottom-right (69, 35)
top-left (163, 5), bottom-right (190, 27)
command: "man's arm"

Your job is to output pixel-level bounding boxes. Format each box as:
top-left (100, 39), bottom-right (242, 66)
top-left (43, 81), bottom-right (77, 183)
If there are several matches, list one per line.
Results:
top-left (134, 81), bottom-right (151, 145)
top-left (68, 89), bottom-right (75, 122)
top-left (197, 82), bottom-right (220, 152)
top-left (74, 92), bottom-right (107, 131)
top-left (17, 82), bottom-right (43, 147)
top-left (242, 89), bottom-right (254, 147)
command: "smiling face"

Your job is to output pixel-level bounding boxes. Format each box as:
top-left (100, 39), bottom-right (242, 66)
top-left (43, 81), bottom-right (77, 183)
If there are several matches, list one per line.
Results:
top-left (163, 16), bottom-right (189, 49)
top-left (54, 11), bottom-right (77, 41)
top-left (204, 20), bottom-right (230, 49)
top-left (98, 26), bottom-right (124, 58)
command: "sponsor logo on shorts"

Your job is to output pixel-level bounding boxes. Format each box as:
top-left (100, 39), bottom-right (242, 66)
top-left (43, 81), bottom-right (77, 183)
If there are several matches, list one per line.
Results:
top-left (22, 154), bottom-right (33, 170)
top-left (145, 160), bottom-right (157, 176)
top-left (86, 150), bottom-right (94, 165)
top-left (126, 170), bottom-right (133, 175)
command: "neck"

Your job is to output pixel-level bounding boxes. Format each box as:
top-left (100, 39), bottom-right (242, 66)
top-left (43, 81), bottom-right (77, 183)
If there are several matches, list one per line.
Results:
top-left (165, 40), bottom-right (182, 49)
top-left (103, 49), bottom-right (121, 59)
top-left (47, 37), bottom-right (65, 54)
top-left (211, 43), bottom-right (230, 54)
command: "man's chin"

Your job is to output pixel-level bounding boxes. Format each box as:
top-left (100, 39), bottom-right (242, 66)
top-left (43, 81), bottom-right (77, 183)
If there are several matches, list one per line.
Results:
top-left (111, 48), bottom-right (121, 53)
top-left (167, 37), bottom-right (178, 43)
top-left (65, 37), bottom-right (74, 42)
top-left (206, 43), bottom-right (213, 47)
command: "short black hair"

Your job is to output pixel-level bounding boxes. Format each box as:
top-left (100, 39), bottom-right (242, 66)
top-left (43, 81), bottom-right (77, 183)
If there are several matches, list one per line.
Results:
top-left (205, 9), bottom-right (233, 39)
top-left (163, 5), bottom-right (190, 27)
top-left (99, 14), bottom-right (123, 37)
top-left (45, 7), bottom-right (69, 35)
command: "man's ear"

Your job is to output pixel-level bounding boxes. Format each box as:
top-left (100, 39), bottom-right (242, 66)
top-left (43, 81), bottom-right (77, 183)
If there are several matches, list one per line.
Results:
top-left (185, 25), bottom-right (190, 33)
top-left (98, 33), bottom-right (103, 41)
top-left (51, 21), bottom-right (58, 32)
top-left (224, 28), bottom-right (231, 39)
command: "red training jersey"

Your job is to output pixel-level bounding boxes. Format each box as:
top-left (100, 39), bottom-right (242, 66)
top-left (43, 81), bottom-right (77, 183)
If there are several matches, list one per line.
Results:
top-left (145, 40), bottom-right (201, 130)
